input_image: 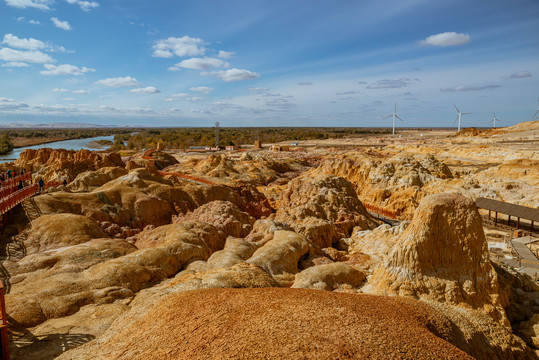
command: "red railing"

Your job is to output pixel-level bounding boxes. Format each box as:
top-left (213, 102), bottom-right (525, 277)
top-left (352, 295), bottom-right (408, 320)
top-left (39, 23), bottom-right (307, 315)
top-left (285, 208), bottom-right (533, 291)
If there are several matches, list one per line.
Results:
top-left (0, 184), bottom-right (38, 216)
top-left (0, 184), bottom-right (18, 199)
top-left (363, 202), bottom-right (398, 220)
top-left (159, 171), bottom-right (218, 186)
top-left (45, 181), bottom-right (63, 188)
top-left (142, 148), bottom-right (156, 166)
top-left (0, 283), bottom-right (9, 360)
top-left (1, 172), bottom-right (31, 188)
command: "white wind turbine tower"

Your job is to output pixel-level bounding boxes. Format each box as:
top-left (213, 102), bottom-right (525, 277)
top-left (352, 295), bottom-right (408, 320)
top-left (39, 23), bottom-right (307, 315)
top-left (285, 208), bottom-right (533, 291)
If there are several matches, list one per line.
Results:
top-left (384, 103), bottom-right (403, 135)
top-left (454, 104), bottom-right (471, 132)
top-left (532, 97), bottom-right (539, 120)
top-left (490, 112), bottom-right (501, 128)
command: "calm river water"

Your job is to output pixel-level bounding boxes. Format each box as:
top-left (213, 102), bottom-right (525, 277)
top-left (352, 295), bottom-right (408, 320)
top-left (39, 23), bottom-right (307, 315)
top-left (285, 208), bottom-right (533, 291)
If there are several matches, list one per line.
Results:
top-left (0, 135), bottom-right (115, 163)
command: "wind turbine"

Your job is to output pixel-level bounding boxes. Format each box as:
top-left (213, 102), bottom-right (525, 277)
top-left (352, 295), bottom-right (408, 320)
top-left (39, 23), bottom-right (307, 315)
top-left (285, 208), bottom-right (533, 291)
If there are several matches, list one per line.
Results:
top-left (490, 113), bottom-right (501, 128)
top-left (454, 104), bottom-right (471, 132)
top-left (532, 97), bottom-right (539, 121)
top-left (384, 103), bottom-right (403, 135)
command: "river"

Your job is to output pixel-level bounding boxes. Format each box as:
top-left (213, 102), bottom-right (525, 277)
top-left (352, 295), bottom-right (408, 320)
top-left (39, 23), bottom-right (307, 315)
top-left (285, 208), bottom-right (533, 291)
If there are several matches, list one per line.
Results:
top-left (0, 135), bottom-right (115, 163)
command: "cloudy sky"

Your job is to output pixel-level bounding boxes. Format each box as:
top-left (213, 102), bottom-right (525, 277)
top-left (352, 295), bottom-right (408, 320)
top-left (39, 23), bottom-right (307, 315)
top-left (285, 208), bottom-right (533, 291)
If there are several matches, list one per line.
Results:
top-left (0, 0), bottom-right (538, 127)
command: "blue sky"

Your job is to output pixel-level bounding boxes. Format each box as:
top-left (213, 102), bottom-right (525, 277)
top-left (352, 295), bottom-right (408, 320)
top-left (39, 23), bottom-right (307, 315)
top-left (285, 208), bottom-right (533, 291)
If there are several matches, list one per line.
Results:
top-left (0, 0), bottom-right (538, 128)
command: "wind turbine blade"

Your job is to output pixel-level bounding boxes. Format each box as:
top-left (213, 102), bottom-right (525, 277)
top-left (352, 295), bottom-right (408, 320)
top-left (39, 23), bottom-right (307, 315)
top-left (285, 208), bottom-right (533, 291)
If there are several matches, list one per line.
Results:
top-left (454, 104), bottom-right (460, 113)
top-left (532, 110), bottom-right (539, 120)
top-left (462, 112), bottom-right (471, 115)
top-left (394, 103), bottom-right (397, 112)
top-left (396, 115), bottom-right (403, 121)
top-left (383, 115), bottom-right (393, 119)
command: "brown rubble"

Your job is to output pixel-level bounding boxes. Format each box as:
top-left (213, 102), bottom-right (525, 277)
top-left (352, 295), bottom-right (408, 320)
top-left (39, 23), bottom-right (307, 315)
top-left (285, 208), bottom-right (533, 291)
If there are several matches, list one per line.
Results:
top-left (56, 288), bottom-right (475, 360)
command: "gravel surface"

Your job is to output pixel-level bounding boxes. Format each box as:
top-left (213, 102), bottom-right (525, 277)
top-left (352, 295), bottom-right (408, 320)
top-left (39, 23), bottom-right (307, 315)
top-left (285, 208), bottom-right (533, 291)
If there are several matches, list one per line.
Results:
top-left (61, 288), bottom-right (475, 359)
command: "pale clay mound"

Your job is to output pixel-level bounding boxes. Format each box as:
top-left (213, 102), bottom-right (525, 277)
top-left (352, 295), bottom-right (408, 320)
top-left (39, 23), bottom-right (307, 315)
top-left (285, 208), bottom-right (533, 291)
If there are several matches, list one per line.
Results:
top-left (4, 129), bottom-right (539, 359)
top-left (57, 288), bottom-right (474, 360)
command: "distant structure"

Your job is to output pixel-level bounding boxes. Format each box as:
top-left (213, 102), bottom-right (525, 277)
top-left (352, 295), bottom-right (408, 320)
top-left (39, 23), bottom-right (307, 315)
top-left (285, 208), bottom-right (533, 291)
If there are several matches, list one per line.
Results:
top-left (490, 113), bottom-right (501, 128)
top-left (384, 103), bottom-right (403, 136)
top-left (270, 145), bottom-right (290, 152)
top-left (225, 145), bottom-right (239, 151)
top-left (532, 97), bottom-right (539, 121)
top-left (215, 121), bottom-right (220, 147)
top-left (254, 140), bottom-right (262, 149)
top-left (454, 104), bottom-right (471, 132)
top-left (157, 142), bottom-right (164, 150)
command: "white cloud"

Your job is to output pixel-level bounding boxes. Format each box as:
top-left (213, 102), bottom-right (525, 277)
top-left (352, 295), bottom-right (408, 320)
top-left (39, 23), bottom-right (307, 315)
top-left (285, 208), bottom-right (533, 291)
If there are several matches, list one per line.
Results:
top-left (51, 17), bottom-right (71, 31)
top-left (2, 34), bottom-right (46, 50)
top-left (52, 88), bottom-right (70, 92)
top-left (249, 87), bottom-right (268, 92)
top-left (95, 76), bottom-right (141, 87)
top-left (367, 78), bottom-right (410, 89)
top-left (170, 93), bottom-right (189, 98)
top-left (29, 19), bottom-right (41, 24)
top-left (129, 86), bottom-right (160, 94)
top-left (298, 82), bottom-right (313, 86)
top-left (5, 0), bottom-right (52, 10)
top-left (40, 63), bottom-right (95, 75)
top-left (0, 97), bottom-right (29, 110)
top-left (66, 0), bottom-right (99, 11)
top-left (63, 97), bottom-right (76, 101)
top-left (440, 85), bottom-right (501, 92)
top-left (1, 61), bottom-right (30, 67)
top-left (201, 68), bottom-right (259, 82)
top-left (218, 50), bottom-right (235, 59)
top-left (0, 47), bottom-right (54, 63)
top-left (152, 36), bottom-right (205, 58)
top-left (510, 71), bottom-right (532, 79)
top-left (169, 57), bottom-right (230, 71)
top-left (72, 89), bottom-right (89, 94)
top-left (419, 32), bottom-right (471, 47)
top-left (190, 86), bottom-right (214, 94)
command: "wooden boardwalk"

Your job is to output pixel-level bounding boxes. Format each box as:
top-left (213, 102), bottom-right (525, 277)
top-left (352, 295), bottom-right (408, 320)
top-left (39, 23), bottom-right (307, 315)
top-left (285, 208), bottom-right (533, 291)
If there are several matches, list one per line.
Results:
top-left (510, 236), bottom-right (539, 277)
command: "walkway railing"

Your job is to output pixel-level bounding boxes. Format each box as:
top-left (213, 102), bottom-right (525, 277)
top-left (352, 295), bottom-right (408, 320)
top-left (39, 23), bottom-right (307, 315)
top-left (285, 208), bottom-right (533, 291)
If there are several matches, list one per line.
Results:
top-left (363, 202), bottom-right (412, 222)
top-left (363, 202), bottom-right (397, 219)
top-left (0, 184), bottom-right (38, 216)
top-left (1, 173), bottom-right (31, 188)
top-left (159, 171), bottom-right (219, 186)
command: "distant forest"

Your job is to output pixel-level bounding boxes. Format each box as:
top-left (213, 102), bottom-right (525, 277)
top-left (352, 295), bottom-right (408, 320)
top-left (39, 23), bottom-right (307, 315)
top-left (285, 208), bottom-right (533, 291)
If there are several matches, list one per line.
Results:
top-left (0, 127), bottom-right (392, 154)
top-left (111, 127), bottom-right (392, 151)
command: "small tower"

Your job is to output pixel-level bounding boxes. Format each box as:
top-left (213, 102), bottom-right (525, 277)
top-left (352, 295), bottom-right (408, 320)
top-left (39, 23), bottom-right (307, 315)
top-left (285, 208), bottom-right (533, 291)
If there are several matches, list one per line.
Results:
top-left (215, 121), bottom-right (220, 147)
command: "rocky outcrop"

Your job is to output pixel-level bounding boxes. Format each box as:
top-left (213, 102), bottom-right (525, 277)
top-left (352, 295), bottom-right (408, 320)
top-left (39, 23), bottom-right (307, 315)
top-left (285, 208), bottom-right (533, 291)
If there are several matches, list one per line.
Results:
top-left (57, 288), bottom-right (475, 360)
top-left (291, 262), bottom-right (366, 291)
top-left (23, 214), bottom-right (106, 254)
top-left (6, 221), bottom-right (225, 328)
top-left (314, 153), bottom-right (453, 217)
top-left (167, 153), bottom-right (306, 186)
top-left (174, 200), bottom-right (255, 238)
top-left (368, 193), bottom-right (504, 319)
top-left (275, 174), bottom-right (379, 248)
top-left (247, 230), bottom-right (311, 286)
top-left (66, 167), bottom-right (128, 192)
top-left (15, 148), bottom-right (125, 182)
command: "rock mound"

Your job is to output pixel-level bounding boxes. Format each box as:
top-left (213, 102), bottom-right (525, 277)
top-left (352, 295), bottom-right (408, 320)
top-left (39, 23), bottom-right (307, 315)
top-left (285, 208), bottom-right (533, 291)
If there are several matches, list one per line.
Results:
top-left (24, 214), bottom-right (106, 254)
top-left (292, 262), bottom-right (366, 291)
top-left (66, 167), bottom-right (127, 192)
top-left (369, 193), bottom-right (503, 318)
top-left (57, 288), bottom-right (473, 360)
top-left (315, 153), bottom-right (453, 217)
top-left (275, 174), bottom-right (379, 248)
top-left (174, 200), bottom-right (255, 238)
